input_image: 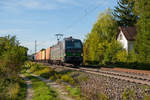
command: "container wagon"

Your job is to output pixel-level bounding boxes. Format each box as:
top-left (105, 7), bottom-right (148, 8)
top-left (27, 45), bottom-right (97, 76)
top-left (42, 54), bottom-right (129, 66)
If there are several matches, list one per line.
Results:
top-left (41, 49), bottom-right (46, 62)
top-left (46, 47), bottom-right (51, 63)
top-left (35, 51), bottom-right (41, 61)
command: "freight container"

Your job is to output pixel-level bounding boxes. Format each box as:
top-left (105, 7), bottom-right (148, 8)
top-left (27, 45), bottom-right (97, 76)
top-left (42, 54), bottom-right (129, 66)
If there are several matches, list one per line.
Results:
top-left (50, 42), bottom-right (64, 62)
top-left (41, 49), bottom-right (46, 61)
top-left (46, 47), bottom-right (51, 60)
top-left (35, 51), bottom-right (40, 61)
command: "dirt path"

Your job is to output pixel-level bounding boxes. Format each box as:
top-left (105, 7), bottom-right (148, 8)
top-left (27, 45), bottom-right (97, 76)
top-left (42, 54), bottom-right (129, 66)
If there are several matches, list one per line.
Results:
top-left (31, 74), bottom-right (75, 100)
top-left (20, 75), bottom-right (34, 100)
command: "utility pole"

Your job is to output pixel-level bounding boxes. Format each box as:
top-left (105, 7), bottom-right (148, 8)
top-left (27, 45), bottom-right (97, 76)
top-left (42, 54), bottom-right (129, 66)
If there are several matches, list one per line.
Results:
top-left (55, 34), bottom-right (63, 43)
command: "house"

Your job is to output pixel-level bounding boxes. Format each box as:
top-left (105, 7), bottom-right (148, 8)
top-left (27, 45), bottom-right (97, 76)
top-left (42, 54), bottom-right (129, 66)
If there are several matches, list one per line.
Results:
top-left (116, 27), bottom-right (137, 52)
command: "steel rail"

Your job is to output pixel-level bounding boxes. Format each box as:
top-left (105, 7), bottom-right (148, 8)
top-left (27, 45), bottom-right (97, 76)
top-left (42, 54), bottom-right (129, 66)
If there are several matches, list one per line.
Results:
top-left (51, 65), bottom-right (150, 86)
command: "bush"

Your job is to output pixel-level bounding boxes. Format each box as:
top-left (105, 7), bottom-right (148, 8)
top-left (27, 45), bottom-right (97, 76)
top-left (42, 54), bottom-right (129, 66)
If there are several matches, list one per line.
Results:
top-left (6, 83), bottom-right (20, 99)
top-left (116, 50), bottom-right (128, 63)
top-left (61, 75), bottom-right (75, 85)
top-left (0, 36), bottom-right (27, 99)
top-left (127, 50), bottom-right (137, 63)
top-left (103, 40), bottom-right (123, 64)
top-left (34, 67), bottom-right (51, 75)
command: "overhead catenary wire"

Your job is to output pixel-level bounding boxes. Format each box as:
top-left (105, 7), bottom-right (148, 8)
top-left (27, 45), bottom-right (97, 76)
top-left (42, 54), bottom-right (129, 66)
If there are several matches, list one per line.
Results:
top-left (63, 0), bottom-right (107, 35)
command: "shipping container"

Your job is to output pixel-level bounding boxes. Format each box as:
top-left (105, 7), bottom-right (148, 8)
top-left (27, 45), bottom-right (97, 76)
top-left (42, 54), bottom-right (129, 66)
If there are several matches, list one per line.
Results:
top-left (36, 51), bottom-right (40, 61)
top-left (50, 42), bottom-right (64, 61)
top-left (41, 49), bottom-right (46, 61)
top-left (46, 47), bottom-right (51, 60)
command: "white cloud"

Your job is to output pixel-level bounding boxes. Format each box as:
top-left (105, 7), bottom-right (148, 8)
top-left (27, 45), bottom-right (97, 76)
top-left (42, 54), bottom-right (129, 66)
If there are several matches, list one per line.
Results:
top-left (56, 0), bottom-right (78, 5)
top-left (19, 0), bottom-right (58, 10)
top-left (0, 0), bottom-right (59, 11)
top-left (0, 0), bottom-right (80, 12)
top-left (0, 29), bottom-right (24, 36)
top-left (22, 40), bottom-right (57, 54)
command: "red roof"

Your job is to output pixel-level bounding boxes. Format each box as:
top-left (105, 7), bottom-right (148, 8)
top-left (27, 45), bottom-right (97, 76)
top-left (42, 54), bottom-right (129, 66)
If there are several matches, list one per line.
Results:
top-left (117, 27), bottom-right (137, 41)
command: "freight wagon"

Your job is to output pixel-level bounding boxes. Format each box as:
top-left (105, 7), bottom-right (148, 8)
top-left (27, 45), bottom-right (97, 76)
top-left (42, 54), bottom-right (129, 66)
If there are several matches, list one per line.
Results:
top-left (35, 37), bottom-right (83, 65)
top-left (41, 49), bottom-right (46, 62)
top-left (45, 47), bottom-right (51, 63)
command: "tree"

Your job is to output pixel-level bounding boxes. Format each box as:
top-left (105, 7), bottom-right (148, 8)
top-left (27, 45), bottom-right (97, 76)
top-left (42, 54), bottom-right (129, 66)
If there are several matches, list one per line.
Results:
top-left (0, 35), bottom-right (28, 99)
top-left (113, 0), bottom-right (138, 26)
top-left (83, 9), bottom-right (123, 65)
top-left (133, 0), bottom-right (150, 64)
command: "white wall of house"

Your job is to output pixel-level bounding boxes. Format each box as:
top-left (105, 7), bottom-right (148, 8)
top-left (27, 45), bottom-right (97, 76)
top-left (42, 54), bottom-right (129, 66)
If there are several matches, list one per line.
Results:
top-left (117, 31), bottom-right (128, 51)
top-left (117, 31), bottom-right (135, 52)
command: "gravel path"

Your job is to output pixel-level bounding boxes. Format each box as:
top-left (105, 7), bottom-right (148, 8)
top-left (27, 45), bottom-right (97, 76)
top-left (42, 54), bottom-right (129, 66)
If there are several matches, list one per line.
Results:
top-left (31, 74), bottom-right (75, 100)
top-left (20, 75), bottom-right (34, 100)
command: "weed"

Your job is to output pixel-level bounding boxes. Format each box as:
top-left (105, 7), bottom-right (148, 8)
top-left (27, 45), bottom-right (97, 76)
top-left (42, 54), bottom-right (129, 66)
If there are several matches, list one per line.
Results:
top-left (16, 79), bottom-right (27, 100)
top-left (61, 75), bottom-right (75, 85)
top-left (66, 86), bottom-right (81, 97)
top-left (6, 83), bottom-right (19, 99)
top-left (122, 88), bottom-right (136, 100)
top-left (99, 92), bottom-right (108, 100)
top-left (144, 95), bottom-right (150, 100)
top-left (27, 75), bottom-right (59, 100)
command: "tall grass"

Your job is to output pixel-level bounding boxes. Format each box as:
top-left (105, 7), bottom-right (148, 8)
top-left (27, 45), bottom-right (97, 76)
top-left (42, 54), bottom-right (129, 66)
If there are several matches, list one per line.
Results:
top-left (27, 75), bottom-right (59, 100)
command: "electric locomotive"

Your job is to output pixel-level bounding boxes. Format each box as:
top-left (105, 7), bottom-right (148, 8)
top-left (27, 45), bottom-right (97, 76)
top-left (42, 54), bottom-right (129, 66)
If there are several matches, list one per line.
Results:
top-left (50, 37), bottom-right (83, 65)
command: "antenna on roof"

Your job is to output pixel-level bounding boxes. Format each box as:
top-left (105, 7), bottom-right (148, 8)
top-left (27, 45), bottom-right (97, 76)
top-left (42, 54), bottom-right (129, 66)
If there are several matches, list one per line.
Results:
top-left (55, 34), bottom-right (63, 43)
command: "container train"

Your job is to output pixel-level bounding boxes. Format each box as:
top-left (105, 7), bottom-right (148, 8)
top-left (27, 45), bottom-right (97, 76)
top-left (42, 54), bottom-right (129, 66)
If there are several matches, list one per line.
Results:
top-left (34, 37), bottom-right (83, 65)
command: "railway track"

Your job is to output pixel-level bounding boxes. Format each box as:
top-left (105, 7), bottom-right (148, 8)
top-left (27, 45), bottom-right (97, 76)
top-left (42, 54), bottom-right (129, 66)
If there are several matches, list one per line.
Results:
top-left (51, 65), bottom-right (150, 86)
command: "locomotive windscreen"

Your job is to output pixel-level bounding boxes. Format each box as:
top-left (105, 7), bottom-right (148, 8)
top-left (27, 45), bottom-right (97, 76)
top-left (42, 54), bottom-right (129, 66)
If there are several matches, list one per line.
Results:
top-left (66, 40), bottom-right (82, 49)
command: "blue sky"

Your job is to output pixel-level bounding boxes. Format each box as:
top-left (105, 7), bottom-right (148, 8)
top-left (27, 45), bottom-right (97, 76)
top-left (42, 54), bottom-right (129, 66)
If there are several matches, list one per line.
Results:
top-left (0, 0), bottom-right (117, 54)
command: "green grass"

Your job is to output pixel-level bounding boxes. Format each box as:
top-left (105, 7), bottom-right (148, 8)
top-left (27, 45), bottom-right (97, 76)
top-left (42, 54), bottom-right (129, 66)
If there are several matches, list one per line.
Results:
top-left (26, 62), bottom-right (82, 99)
top-left (61, 74), bottom-right (75, 85)
top-left (16, 79), bottom-right (27, 100)
top-left (99, 92), bottom-right (108, 100)
top-left (27, 75), bottom-right (59, 100)
top-left (66, 86), bottom-right (81, 98)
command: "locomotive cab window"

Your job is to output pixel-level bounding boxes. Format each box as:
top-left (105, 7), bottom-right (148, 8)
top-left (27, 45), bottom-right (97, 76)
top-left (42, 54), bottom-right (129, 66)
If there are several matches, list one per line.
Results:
top-left (66, 40), bottom-right (82, 49)
top-left (74, 41), bottom-right (82, 48)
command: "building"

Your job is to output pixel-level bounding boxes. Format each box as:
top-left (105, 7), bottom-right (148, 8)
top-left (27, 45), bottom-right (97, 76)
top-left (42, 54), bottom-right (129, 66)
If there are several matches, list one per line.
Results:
top-left (116, 27), bottom-right (137, 52)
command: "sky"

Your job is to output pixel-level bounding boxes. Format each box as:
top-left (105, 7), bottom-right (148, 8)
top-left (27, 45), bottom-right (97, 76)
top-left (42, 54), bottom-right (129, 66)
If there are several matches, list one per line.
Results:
top-left (0, 0), bottom-right (117, 54)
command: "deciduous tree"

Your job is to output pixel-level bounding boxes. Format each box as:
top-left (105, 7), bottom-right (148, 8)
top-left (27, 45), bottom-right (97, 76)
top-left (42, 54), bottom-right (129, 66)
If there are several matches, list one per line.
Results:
top-left (133, 0), bottom-right (150, 64)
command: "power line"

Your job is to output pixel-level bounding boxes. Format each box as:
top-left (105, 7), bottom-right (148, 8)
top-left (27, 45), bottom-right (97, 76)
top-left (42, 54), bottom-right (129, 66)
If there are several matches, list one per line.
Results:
top-left (63, 1), bottom-right (106, 34)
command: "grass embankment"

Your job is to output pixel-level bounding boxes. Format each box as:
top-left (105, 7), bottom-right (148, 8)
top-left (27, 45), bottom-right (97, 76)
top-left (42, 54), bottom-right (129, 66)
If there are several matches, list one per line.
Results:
top-left (26, 62), bottom-right (82, 99)
top-left (0, 65), bottom-right (27, 100)
top-left (26, 74), bottom-right (59, 100)
top-left (15, 79), bottom-right (27, 100)
top-left (21, 62), bottom-right (59, 100)
top-left (27, 62), bottom-right (150, 100)
top-left (0, 77), bottom-right (27, 100)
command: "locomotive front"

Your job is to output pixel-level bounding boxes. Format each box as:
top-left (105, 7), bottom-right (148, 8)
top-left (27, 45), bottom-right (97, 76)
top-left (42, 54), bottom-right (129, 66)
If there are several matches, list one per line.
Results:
top-left (64, 37), bottom-right (83, 65)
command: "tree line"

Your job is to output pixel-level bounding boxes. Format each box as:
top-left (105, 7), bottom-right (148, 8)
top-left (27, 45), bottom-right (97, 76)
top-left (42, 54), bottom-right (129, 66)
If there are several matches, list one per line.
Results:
top-left (83, 0), bottom-right (150, 68)
top-left (0, 36), bottom-right (28, 99)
